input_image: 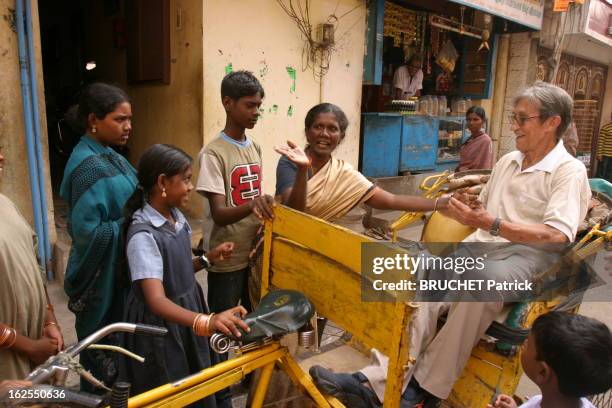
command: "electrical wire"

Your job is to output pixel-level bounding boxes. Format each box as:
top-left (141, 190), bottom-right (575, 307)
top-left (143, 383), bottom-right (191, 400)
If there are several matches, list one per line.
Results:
top-left (275, 0), bottom-right (363, 79)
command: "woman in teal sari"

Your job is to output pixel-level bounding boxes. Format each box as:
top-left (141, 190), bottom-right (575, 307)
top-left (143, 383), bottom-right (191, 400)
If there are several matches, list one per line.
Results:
top-left (60, 83), bottom-right (137, 391)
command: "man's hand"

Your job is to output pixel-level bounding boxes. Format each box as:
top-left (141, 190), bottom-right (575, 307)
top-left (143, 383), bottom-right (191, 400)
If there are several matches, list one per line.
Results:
top-left (452, 188), bottom-right (480, 209)
top-left (441, 197), bottom-right (493, 229)
top-left (250, 195), bottom-right (275, 220)
top-left (275, 140), bottom-right (310, 168)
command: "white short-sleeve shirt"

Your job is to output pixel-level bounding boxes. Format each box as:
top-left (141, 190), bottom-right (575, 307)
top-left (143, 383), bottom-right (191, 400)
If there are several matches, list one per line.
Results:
top-left (465, 140), bottom-right (591, 243)
top-left (392, 65), bottom-right (423, 98)
top-left (520, 395), bottom-right (595, 408)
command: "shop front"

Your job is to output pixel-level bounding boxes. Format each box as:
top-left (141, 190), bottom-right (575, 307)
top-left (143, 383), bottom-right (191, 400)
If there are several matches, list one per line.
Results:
top-left (359, 0), bottom-right (544, 177)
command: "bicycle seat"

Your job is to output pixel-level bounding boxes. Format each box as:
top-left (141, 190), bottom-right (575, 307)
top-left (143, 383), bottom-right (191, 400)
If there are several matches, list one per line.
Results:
top-left (235, 289), bottom-right (314, 343)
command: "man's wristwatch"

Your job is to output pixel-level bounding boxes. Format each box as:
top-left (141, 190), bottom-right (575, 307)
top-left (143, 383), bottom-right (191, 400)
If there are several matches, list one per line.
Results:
top-left (489, 217), bottom-right (502, 236)
top-left (198, 254), bottom-right (212, 269)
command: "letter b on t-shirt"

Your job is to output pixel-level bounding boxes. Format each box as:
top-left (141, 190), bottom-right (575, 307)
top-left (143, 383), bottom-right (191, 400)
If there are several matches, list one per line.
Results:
top-left (230, 163), bottom-right (261, 206)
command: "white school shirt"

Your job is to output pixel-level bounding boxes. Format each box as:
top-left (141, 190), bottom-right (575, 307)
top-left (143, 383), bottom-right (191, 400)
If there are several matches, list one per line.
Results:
top-left (520, 395), bottom-right (595, 408)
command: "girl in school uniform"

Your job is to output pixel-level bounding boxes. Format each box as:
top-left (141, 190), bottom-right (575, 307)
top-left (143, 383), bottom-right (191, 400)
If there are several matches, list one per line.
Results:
top-left (121, 144), bottom-right (249, 407)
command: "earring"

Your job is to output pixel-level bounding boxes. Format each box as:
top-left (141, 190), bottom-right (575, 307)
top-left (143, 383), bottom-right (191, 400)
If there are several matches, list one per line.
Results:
top-left (92, 126), bottom-right (97, 134)
top-left (162, 188), bottom-right (167, 198)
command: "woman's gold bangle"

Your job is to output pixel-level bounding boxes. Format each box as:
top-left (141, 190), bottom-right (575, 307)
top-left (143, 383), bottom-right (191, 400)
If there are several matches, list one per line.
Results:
top-left (44, 321), bottom-right (59, 329)
top-left (0, 327), bottom-right (10, 347)
top-left (206, 313), bottom-right (216, 335)
top-left (192, 313), bottom-right (202, 334)
top-left (0, 327), bottom-right (17, 349)
top-left (433, 197), bottom-right (440, 212)
top-left (192, 313), bottom-right (211, 336)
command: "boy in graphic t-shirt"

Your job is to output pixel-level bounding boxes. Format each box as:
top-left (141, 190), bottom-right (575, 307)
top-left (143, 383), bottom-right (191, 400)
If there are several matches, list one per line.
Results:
top-left (196, 70), bottom-right (274, 316)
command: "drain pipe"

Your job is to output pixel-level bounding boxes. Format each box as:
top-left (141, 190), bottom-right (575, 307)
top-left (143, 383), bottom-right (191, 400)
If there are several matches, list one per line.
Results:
top-left (15, 0), bottom-right (51, 278)
top-left (25, 0), bottom-right (52, 278)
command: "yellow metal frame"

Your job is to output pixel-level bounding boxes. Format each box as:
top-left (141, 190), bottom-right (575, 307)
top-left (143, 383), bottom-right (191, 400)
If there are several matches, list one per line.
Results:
top-left (260, 206), bottom-right (417, 408)
top-left (389, 171), bottom-right (450, 241)
top-left (125, 342), bottom-right (343, 408)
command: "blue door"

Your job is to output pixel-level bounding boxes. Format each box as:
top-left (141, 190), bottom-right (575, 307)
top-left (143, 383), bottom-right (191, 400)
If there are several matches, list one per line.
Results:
top-left (361, 113), bottom-right (402, 177)
top-left (400, 116), bottom-right (437, 172)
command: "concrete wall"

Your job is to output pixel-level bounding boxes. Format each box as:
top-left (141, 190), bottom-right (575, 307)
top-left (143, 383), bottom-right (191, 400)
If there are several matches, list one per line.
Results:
top-left (600, 67), bottom-right (612, 129)
top-left (497, 32), bottom-right (538, 158)
top-left (0, 0), bottom-right (55, 241)
top-left (83, 0), bottom-right (204, 215)
top-left (202, 0), bottom-right (367, 195)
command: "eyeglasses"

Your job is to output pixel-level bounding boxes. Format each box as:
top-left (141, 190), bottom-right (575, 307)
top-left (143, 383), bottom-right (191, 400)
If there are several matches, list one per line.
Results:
top-left (508, 113), bottom-right (541, 126)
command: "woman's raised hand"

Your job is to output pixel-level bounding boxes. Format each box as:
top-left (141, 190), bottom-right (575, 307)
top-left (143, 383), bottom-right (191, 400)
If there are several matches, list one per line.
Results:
top-left (210, 306), bottom-right (251, 337)
top-left (274, 140), bottom-right (310, 169)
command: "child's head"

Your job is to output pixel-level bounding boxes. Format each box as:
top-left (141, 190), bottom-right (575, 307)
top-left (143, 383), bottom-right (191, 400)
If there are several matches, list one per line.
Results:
top-left (124, 144), bottom-right (193, 220)
top-left (221, 70), bottom-right (264, 130)
top-left (522, 311), bottom-right (612, 399)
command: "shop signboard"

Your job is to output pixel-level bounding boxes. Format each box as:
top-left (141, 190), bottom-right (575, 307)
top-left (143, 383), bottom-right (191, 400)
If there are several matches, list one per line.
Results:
top-left (553, 0), bottom-right (571, 12)
top-left (448, 0), bottom-right (544, 30)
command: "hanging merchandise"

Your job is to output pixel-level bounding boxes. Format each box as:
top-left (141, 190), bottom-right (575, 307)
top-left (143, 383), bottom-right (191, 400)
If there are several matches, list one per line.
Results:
top-left (384, 2), bottom-right (418, 48)
top-left (436, 40), bottom-right (459, 73)
top-left (436, 71), bottom-right (453, 93)
top-left (402, 34), bottom-right (416, 64)
top-left (430, 26), bottom-right (441, 56)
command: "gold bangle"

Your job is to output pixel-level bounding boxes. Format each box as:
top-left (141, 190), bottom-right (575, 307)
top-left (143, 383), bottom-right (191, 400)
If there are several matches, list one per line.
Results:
top-left (192, 313), bottom-right (202, 333)
top-left (0, 327), bottom-right (10, 347)
top-left (202, 314), bottom-right (211, 336)
top-left (433, 197), bottom-right (439, 212)
top-left (206, 313), bottom-right (216, 335)
top-left (6, 328), bottom-right (17, 348)
top-left (0, 327), bottom-right (17, 349)
top-left (44, 321), bottom-right (59, 329)
top-left (197, 314), bottom-right (209, 336)
top-left (193, 314), bottom-right (209, 336)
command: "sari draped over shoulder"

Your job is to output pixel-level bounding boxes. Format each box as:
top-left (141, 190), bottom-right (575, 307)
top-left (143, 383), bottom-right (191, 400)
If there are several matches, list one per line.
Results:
top-left (306, 157), bottom-right (376, 222)
top-left (60, 135), bottom-right (137, 338)
top-left (457, 131), bottom-right (493, 172)
top-left (0, 194), bottom-right (46, 380)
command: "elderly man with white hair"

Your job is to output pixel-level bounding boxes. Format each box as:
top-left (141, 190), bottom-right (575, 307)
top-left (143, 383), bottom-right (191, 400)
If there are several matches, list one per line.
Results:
top-left (309, 82), bottom-right (591, 408)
